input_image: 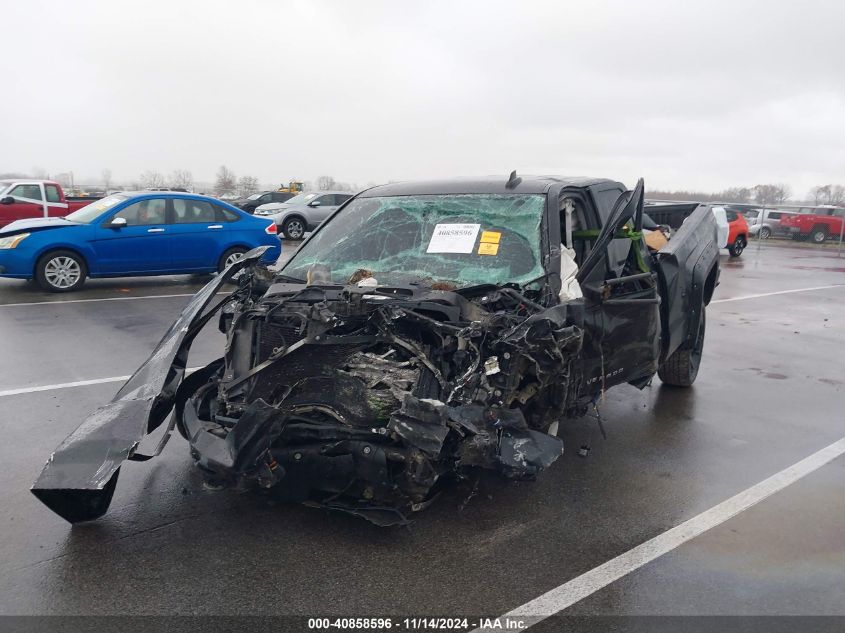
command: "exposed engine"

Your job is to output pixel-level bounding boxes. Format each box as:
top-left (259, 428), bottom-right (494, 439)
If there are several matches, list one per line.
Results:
top-left (176, 273), bottom-right (585, 525)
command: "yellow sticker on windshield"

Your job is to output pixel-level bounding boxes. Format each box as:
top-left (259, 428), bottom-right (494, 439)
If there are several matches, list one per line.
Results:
top-left (480, 231), bottom-right (501, 244)
top-left (478, 242), bottom-right (499, 255)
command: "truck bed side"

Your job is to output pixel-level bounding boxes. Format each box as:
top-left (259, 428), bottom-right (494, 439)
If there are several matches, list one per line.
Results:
top-left (653, 205), bottom-right (720, 362)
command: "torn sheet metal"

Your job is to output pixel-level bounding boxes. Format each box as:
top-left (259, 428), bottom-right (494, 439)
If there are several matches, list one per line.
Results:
top-left (163, 275), bottom-right (576, 525)
top-left (33, 260), bottom-right (576, 525)
top-left (30, 248), bottom-right (269, 523)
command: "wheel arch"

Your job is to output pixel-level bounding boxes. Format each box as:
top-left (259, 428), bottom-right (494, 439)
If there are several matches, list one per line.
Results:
top-left (684, 255), bottom-right (716, 350)
top-left (216, 243), bottom-right (253, 269)
top-left (702, 264), bottom-right (719, 306)
top-left (32, 245), bottom-right (90, 278)
top-left (282, 213), bottom-right (307, 227)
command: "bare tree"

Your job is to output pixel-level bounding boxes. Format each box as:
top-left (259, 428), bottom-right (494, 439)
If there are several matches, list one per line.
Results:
top-left (720, 187), bottom-right (752, 203)
top-left (214, 165), bottom-right (237, 196)
top-left (646, 189), bottom-right (721, 202)
top-left (101, 169), bottom-right (113, 191)
top-left (316, 175), bottom-right (337, 190)
top-left (810, 185), bottom-right (830, 205)
top-left (32, 166), bottom-right (49, 179)
top-left (169, 169), bottom-right (194, 191)
top-left (237, 176), bottom-right (260, 197)
top-left (140, 170), bottom-right (166, 189)
top-left (772, 184), bottom-right (791, 204)
top-left (809, 184), bottom-right (845, 205)
top-left (752, 184), bottom-right (784, 206)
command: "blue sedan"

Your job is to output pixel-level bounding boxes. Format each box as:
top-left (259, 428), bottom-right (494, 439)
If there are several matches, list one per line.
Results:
top-left (0, 192), bottom-right (281, 291)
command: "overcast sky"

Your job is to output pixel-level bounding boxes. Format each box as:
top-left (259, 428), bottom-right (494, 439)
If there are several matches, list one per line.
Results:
top-left (2, 0), bottom-right (844, 195)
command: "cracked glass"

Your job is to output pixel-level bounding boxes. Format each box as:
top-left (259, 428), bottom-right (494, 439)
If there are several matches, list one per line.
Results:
top-left (282, 194), bottom-right (546, 288)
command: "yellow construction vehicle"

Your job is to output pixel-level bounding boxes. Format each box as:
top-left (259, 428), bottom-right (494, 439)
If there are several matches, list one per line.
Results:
top-left (278, 180), bottom-right (304, 194)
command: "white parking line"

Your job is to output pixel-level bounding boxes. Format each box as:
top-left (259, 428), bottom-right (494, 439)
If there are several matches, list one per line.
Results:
top-left (2, 282), bottom-right (843, 397)
top-left (0, 367), bottom-right (203, 398)
top-left (711, 283), bottom-right (845, 303)
top-left (475, 435), bottom-right (845, 632)
top-left (0, 293), bottom-right (197, 308)
top-left (0, 375), bottom-right (132, 397)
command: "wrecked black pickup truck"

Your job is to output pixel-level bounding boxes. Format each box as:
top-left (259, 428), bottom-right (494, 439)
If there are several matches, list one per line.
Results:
top-left (32, 175), bottom-right (720, 526)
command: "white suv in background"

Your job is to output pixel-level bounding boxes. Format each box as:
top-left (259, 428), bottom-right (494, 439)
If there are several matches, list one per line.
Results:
top-left (254, 191), bottom-right (353, 239)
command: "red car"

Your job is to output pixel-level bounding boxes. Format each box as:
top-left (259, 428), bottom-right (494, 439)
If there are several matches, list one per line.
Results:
top-left (724, 208), bottom-right (749, 257)
top-left (0, 180), bottom-right (101, 228)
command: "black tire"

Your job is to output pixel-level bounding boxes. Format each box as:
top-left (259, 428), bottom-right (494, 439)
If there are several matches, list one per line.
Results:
top-left (759, 226), bottom-right (771, 239)
top-left (658, 309), bottom-right (705, 387)
top-left (282, 216), bottom-right (306, 240)
top-left (810, 227), bottom-right (827, 244)
top-left (728, 237), bottom-right (745, 257)
top-left (218, 247), bottom-right (249, 273)
top-left (35, 249), bottom-right (87, 292)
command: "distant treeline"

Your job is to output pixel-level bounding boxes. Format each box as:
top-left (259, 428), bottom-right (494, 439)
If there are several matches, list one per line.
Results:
top-left (646, 184), bottom-right (790, 205)
top-left (648, 183), bottom-right (844, 206)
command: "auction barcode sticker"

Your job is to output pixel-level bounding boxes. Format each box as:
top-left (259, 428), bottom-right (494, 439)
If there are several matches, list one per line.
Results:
top-left (427, 223), bottom-right (481, 253)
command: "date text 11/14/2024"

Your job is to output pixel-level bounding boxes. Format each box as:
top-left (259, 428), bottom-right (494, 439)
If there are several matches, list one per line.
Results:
top-left (307, 617), bottom-right (528, 631)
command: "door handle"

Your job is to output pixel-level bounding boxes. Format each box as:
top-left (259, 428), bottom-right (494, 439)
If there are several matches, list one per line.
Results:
top-left (147, 228), bottom-right (165, 233)
top-left (207, 224), bottom-right (223, 229)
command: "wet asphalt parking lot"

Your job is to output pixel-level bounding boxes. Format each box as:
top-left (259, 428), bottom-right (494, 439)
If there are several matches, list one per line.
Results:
top-left (0, 240), bottom-right (843, 626)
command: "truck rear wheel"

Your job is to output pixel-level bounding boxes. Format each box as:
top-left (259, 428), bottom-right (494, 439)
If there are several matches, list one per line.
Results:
top-left (658, 309), bottom-right (705, 387)
top-left (811, 227), bottom-right (827, 243)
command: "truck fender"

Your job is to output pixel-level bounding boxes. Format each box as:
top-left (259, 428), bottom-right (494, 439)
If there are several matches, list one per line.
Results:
top-left (686, 249), bottom-right (718, 348)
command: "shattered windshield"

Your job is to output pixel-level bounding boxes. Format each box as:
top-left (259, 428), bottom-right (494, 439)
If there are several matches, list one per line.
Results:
top-left (282, 194), bottom-right (546, 289)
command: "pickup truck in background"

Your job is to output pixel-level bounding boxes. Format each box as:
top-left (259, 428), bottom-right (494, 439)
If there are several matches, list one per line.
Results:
top-left (780, 208), bottom-right (845, 243)
top-left (0, 180), bottom-right (102, 228)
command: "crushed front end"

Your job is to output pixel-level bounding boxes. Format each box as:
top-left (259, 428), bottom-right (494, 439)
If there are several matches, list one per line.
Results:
top-left (177, 276), bottom-right (583, 525)
top-left (32, 191), bottom-right (588, 526)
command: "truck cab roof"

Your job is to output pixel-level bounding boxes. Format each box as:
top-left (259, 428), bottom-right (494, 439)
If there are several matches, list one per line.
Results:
top-left (0, 178), bottom-right (62, 186)
top-left (359, 175), bottom-right (624, 197)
